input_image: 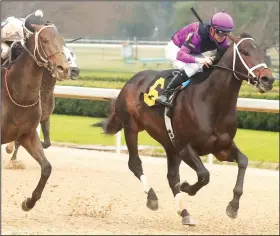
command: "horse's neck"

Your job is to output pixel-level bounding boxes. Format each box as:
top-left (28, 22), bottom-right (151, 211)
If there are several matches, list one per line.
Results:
top-left (41, 72), bottom-right (56, 94)
top-left (7, 50), bottom-right (44, 104)
top-left (205, 61), bottom-right (243, 113)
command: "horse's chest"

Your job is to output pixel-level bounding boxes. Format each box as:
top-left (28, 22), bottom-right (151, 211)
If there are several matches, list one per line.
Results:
top-left (2, 108), bottom-right (41, 143)
top-left (197, 132), bottom-right (234, 155)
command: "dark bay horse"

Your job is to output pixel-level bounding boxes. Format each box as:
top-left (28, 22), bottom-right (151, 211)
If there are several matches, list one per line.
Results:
top-left (95, 33), bottom-right (275, 225)
top-left (1, 21), bottom-right (69, 211)
top-left (5, 43), bottom-right (80, 159)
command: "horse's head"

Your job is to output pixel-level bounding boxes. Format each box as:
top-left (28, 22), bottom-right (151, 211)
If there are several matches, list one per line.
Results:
top-left (22, 13), bottom-right (69, 80)
top-left (227, 33), bottom-right (275, 93)
top-left (63, 45), bottom-right (80, 80)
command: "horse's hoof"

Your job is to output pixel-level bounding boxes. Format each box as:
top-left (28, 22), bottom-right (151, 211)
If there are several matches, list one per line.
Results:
top-left (182, 215), bottom-right (195, 226)
top-left (21, 198), bottom-right (33, 211)
top-left (41, 142), bottom-right (51, 149)
top-left (226, 203), bottom-right (238, 219)
top-left (5, 145), bottom-right (13, 154)
top-left (146, 199), bottom-right (159, 211)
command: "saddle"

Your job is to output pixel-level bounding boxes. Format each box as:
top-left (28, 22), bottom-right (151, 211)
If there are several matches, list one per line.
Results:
top-left (141, 67), bottom-right (214, 109)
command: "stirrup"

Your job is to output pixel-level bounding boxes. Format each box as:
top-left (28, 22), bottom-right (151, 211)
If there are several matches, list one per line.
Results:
top-left (156, 96), bottom-right (173, 108)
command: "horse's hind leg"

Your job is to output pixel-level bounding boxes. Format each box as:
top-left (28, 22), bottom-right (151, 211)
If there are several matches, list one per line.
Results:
top-left (166, 149), bottom-right (195, 225)
top-left (179, 144), bottom-right (210, 196)
top-left (18, 131), bottom-right (52, 211)
top-left (213, 142), bottom-right (248, 219)
top-left (123, 121), bottom-right (159, 211)
top-left (41, 117), bottom-right (51, 149)
top-left (10, 140), bottom-right (21, 160)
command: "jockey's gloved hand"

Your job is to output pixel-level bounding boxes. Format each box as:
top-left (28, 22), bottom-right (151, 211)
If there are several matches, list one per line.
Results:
top-left (195, 57), bottom-right (213, 68)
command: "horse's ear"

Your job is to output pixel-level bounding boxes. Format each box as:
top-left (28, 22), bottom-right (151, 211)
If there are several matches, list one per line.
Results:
top-left (228, 33), bottom-right (239, 44)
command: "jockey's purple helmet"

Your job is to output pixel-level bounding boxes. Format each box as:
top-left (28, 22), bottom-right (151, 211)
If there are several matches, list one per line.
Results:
top-left (210, 12), bottom-right (234, 32)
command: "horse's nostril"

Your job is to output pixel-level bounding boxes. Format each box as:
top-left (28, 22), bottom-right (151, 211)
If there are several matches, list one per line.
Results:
top-left (261, 76), bottom-right (269, 83)
top-left (261, 76), bottom-right (275, 84)
top-left (57, 65), bottom-right (64, 71)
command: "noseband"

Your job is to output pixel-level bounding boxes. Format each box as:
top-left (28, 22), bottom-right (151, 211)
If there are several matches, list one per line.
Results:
top-left (232, 38), bottom-right (269, 83)
top-left (21, 24), bottom-right (63, 77)
top-left (212, 38), bottom-right (270, 86)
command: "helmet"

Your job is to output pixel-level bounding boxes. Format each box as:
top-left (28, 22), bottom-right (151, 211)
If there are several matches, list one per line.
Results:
top-left (211, 12), bottom-right (234, 32)
top-left (24, 10), bottom-right (45, 36)
top-left (35, 10), bottom-right (43, 18)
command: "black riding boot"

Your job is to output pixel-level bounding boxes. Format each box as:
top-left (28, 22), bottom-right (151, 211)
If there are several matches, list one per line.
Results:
top-left (156, 71), bottom-right (188, 106)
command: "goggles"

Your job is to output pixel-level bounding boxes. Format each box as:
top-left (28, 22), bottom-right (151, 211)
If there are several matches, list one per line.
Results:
top-left (214, 28), bottom-right (230, 36)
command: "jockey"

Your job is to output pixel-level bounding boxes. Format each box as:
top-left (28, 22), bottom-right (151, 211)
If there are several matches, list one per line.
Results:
top-left (1, 10), bottom-right (77, 69)
top-left (156, 11), bottom-right (234, 106)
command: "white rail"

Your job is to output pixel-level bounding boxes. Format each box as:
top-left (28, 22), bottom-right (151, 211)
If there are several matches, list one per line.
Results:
top-left (53, 86), bottom-right (279, 113)
top-left (47, 85), bottom-right (279, 163)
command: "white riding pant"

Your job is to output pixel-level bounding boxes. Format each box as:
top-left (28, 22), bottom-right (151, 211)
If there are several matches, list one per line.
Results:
top-left (165, 40), bottom-right (215, 77)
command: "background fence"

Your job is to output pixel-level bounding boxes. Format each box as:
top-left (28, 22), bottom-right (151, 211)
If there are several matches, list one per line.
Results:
top-left (66, 41), bottom-right (279, 79)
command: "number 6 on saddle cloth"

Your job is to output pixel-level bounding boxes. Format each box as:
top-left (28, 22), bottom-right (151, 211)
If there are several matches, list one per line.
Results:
top-left (142, 68), bottom-right (210, 109)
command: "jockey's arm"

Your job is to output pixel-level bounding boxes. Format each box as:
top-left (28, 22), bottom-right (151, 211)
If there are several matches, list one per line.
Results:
top-left (176, 32), bottom-right (201, 63)
top-left (177, 45), bottom-right (197, 63)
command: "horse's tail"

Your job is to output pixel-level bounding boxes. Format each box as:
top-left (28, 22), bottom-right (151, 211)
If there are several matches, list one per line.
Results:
top-left (92, 98), bottom-right (123, 135)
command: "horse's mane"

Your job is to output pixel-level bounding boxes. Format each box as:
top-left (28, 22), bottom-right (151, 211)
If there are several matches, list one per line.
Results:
top-left (240, 32), bottom-right (252, 38)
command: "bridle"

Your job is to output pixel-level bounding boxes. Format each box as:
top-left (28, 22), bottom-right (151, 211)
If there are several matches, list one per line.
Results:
top-left (211, 37), bottom-right (270, 87)
top-left (4, 24), bottom-right (63, 108)
top-left (21, 24), bottom-right (64, 77)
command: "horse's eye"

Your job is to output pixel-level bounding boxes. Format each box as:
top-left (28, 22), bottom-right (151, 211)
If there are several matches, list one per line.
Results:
top-left (42, 38), bottom-right (48, 43)
top-left (241, 50), bottom-right (249, 56)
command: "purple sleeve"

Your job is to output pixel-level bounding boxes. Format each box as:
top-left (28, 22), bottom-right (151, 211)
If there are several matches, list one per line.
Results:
top-left (176, 32), bottom-right (201, 63)
top-left (177, 46), bottom-right (197, 63)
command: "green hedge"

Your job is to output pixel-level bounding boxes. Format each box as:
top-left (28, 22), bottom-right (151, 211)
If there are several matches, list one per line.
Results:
top-left (237, 111), bottom-right (279, 131)
top-left (54, 98), bottom-right (109, 117)
top-left (54, 98), bottom-right (279, 132)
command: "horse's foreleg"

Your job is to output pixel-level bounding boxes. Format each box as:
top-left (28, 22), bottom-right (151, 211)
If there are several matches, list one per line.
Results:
top-left (124, 123), bottom-right (158, 211)
top-left (179, 144), bottom-right (210, 196)
top-left (18, 131), bottom-right (52, 211)
top-left (166, 150), bottom-right (195, 225)
top-left (10, 140), bottom-right (21, 160)
top-left (213, 143), bottom-right (248, 219)
top-left (40, 117), bottom-right (51, 149)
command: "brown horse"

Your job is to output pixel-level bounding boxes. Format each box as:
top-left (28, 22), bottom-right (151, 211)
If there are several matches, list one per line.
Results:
top-left (95, 33), bottom-right (275, 225)
top-left (1, 20), bottom-right (69, 211)
top-left (5, 43), bottom-right (80, 159)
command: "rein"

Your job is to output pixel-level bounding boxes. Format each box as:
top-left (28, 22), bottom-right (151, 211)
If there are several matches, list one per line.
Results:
top-left (4, 68), bottom-right (40, 108)
top-left (4, 24), bottom-right (61, 108)
top-left (210, 64), bottom-right (253, 79)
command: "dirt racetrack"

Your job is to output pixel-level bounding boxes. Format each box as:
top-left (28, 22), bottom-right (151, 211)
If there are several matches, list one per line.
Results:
top-left (1, 145), bottom-right (279, 235)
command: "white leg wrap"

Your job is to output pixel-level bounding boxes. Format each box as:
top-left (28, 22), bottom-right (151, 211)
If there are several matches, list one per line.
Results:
top-left (175, 192), bottom-right (187, 216)
top-left (140, 175), bottom-right (150, 194)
